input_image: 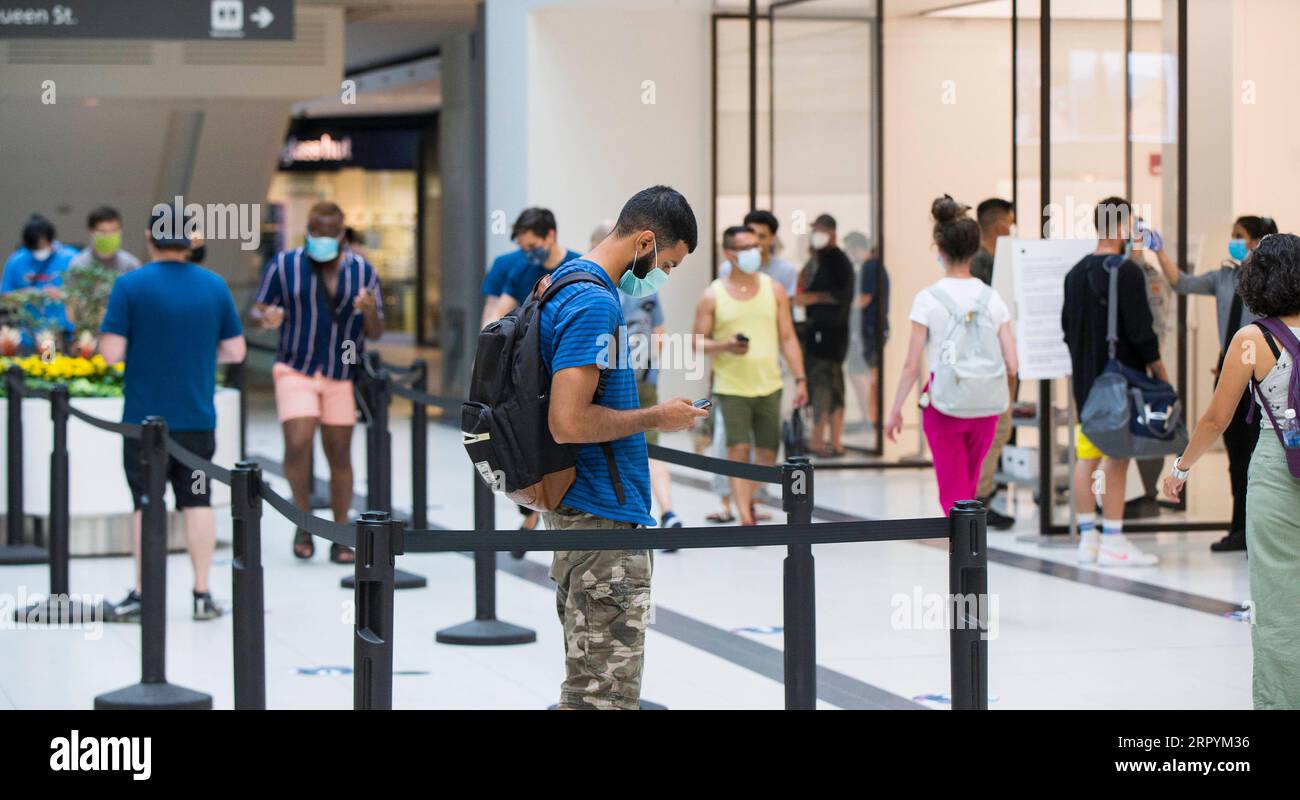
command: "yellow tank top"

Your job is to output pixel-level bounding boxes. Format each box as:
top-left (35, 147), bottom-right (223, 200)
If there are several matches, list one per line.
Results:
top-left (710, 274), bottom-right (784, 398)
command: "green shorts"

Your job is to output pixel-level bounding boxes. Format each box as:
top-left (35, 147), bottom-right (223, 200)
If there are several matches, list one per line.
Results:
top-left (636, 382), bottom-right (659, 445)
top-left (715, 390), bottom-right (782, 451)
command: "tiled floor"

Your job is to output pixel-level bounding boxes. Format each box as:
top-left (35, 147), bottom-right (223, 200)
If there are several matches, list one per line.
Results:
top-left (0, 396), bottom-right (1255, 709)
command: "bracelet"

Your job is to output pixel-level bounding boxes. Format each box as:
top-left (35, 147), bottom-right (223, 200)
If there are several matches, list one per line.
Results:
top-left (1169, 457), bottom-right (1190, 481)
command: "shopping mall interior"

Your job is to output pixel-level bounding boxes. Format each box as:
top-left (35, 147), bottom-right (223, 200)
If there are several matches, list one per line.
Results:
top-left (0, 0), bottom-right (1296, 718)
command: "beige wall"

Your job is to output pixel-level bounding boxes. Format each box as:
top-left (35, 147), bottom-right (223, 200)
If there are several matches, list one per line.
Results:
top-left (523, 0), bottom-right (715, 403)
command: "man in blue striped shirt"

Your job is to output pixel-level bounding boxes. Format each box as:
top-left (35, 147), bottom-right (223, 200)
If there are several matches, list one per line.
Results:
top-left (253, 202), bottom-right (384, 564)
top-left (541, 185), bottom-right (706, 710)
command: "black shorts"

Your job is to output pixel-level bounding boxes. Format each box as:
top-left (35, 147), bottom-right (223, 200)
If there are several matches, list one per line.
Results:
top-left (123, 429), bottom-right (216, 511)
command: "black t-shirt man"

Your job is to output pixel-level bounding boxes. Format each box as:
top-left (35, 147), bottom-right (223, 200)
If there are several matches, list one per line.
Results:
top-left (1061, 253), bottom-right (1162, 410)
top-left (800, 245), bottom-right (855, 361)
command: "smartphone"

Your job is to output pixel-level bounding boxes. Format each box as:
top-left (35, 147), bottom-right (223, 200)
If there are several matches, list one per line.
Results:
top-left (692, 398), bottom-right (713, 410)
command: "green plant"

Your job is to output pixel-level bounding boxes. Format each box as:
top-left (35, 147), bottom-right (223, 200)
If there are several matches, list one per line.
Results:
top-left (63, 260), bottom-right (118, 337)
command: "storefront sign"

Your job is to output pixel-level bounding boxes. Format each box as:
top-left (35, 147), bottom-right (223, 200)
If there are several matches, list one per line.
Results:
top-left (0, 1), bottom-right (293, 40)
top-left (280, 134), bottom-right (354, 168)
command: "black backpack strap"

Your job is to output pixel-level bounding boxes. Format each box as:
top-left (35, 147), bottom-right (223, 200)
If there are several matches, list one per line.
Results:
top-left (1254, 321), bottom-right (1282, 360)
top-left (539, 270), bottom-right (628, 506)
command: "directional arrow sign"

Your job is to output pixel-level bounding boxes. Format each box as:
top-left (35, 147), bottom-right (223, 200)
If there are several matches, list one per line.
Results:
top-left (0, 1), bottom-right (294, 40)
top-left (250, 6), bottom-right (275, 30)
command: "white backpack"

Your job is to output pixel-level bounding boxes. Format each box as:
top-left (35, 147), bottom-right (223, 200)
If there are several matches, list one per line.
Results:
top-left (925, 284), bottom-right (1009, 418)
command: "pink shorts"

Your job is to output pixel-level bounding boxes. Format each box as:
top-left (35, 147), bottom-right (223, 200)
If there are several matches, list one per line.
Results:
top-left (272, 362), bottom-right (356, 426)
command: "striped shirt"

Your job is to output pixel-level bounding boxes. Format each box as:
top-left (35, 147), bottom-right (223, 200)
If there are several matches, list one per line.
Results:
top-left (539, 260), bottom-right (652, 526)
top-left (255, 247), bottom-right (383, 381)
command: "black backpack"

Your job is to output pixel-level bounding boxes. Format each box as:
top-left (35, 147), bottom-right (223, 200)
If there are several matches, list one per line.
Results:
top-left (461, 271), bottom-right (624, 512)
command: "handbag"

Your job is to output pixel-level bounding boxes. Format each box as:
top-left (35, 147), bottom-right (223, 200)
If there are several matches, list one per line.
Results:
top-left (1078, 257), bottom-right (1188, 459)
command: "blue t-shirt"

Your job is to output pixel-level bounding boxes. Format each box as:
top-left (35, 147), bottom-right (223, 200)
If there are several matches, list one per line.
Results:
top-left (620, 291), bottom-right (664, 385)
top-left (539, 260), bottom-right (652, 526)
top-left (1, 243), bottom-right (77, 336)
top-left (501, 248), bottom-right (582, 305)
top-left (101, 261), bottom-right (243, 431)
top-left (482, 249), bottom-right (525, 296)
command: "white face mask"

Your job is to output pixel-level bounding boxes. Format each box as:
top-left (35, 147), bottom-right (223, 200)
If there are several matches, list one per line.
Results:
top-left (810, 231), bottom-right (831, 250)
top-left (735, 247), bottom-right (762, 274)
top-left (32, 247), bottom-right (52, 261)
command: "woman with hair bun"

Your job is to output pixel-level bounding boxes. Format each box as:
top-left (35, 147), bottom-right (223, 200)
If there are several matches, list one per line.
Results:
top-left (885, 196), bottom-right (1019, 515)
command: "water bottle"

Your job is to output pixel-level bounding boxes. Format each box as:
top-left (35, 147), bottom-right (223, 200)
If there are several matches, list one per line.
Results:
top-left (1283, 409), bottom-right (1300, 449)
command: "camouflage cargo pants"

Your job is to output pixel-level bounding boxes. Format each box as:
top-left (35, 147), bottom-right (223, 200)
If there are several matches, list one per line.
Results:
top-left (542, 505), bottom-right (653, 710)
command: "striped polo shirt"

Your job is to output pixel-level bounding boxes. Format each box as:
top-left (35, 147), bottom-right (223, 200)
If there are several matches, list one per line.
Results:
top-left (539, 259), bottom-right (653, 526)
top-left (255, 247), bottom-right (383, 381)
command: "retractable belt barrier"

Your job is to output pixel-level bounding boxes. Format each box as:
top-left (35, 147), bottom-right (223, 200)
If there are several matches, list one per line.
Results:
top-left (4, 352), bottom-right (991, 712)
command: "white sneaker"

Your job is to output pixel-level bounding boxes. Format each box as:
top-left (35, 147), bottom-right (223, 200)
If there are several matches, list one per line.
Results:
top-left (1097, 534), bottom-right (1159, 567)
top-left (1076, 531), bottom-right (1100, 564)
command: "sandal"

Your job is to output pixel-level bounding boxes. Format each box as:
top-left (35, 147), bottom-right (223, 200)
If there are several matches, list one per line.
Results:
top-left (329, 543), bottom-right (356, 564)
top-left (706, 510), bottom-right (736, 524)
top-left (751, 507), bottom-right (772, 522)
top-left (292, 530), bottom-right (314, 560)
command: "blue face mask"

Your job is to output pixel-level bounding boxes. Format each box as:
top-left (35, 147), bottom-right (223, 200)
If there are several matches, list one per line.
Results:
top-left (306, 234), bottom-right (341, 263)
top-left (736, 247), bottom-right (762, 274)
top-left (1228, 238), bottom-right (1249, 262)
top-left (525, 246), bottom-right (549, 268)
top-left (618, 237), bottom-right (669, 298)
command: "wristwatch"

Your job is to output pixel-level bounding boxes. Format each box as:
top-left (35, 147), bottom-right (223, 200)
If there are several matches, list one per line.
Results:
top-left (1169, 457), bottom-right (1190, 481)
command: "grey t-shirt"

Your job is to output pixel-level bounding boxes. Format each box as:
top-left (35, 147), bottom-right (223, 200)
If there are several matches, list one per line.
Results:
top-left (70, 247), bottom-right (142, 274)
top-left (1173, 265), bottom-right (1258, 350)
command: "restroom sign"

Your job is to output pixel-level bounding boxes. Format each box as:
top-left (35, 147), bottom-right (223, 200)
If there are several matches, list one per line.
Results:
top-left (0, 0), bottom-right (294, 40)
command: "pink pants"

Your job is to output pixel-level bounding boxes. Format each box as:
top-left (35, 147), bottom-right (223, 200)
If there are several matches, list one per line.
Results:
top-left (922, 403), bottom-right (999, 516)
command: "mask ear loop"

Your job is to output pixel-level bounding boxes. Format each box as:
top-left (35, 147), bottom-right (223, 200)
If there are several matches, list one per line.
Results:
top-left (632, 234), bottom-right (658, 279)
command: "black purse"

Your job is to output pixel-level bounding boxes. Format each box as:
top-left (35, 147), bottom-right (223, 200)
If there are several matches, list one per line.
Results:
top-left (782, 406), bottom-right (806, 459)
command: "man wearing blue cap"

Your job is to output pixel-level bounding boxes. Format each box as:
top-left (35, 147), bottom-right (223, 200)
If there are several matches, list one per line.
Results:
top-left (99, 202), bottom-right (247, 623)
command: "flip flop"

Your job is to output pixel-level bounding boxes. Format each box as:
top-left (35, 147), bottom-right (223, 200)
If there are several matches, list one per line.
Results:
top-left (706, 511), bottom-right (736, 524)
top-left (292, 530), bottom-right (314, 560)
top-left (751, 507), bottom-right (772, 522)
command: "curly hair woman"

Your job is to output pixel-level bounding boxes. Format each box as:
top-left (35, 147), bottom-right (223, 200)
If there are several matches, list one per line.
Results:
top-left (1164, 232), bottom-right (1300, 709)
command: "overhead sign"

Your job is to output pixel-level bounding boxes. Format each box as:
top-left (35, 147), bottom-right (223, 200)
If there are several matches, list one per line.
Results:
top-left (0, 1), bottom-right (294, 40)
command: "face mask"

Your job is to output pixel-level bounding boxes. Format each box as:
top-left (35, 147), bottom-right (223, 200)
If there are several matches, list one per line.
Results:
top-left (736, 247), bottom-right (762, 274)
top-left (810, 231), bottom-right (831, 250)
top-left (525, 246), bottom-right (549, 268)
top-left (1008, 224), bottom-right (1019, 238)
top-left (32, 247), bottom-right (52, 261)
top-left (1228, 238), bottom-right (1249, 262)
top-left (305, 234), bottom-right (341, 263)
top-left (618, 236), bottom-right (668, 298)
top-left (936, 255), bottom-right (945, 270)
top-left (92, 232), bottom-right (121, 258)
top-left (189, 245), bottom-right (207, 265)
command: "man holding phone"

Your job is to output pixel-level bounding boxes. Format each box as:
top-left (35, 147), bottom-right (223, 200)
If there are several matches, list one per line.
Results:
top-left (693, 226), bottom-right (806, 526)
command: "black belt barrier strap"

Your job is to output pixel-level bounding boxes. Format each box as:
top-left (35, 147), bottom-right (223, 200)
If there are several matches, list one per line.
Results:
top-left (258, 480), bottom-right (356, 547)
top-left (65, 403), bottom-right (144, 439)
top-left (387, 381), bottom-right (463, 414)
top-left (400, 517), bottom-right (948, 553)
top-left (646, 443), bottom-right (783, 484)
top-left (164, 437), bottom-right (233, 487)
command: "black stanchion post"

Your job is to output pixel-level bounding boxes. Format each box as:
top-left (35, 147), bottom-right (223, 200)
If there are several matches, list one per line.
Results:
top-left (353, 511), bottom-right (402, 710)
top-left (227, 361), bottom-right (248, 461)
top-left (410, 358), bottom-right (428, 531)
top-left (342, 352), bottom-right (425, 590)
top-left (1, 364), bottom-right (44, 565)
top-left (948, 499), bottom-right (988, 711)
top-left (434, 469), bottom-right (536, 646)
top-left (17, 385), bottom-right (84, 622)
top-left (95, 417), bottom-right (212, 710)
top-left (230, 461), bottom-right (266, 710)
top-left (782, 456), bottom-right (816, 710)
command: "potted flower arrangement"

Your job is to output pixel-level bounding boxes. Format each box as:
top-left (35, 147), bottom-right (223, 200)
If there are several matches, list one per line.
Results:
top-left (0, 261), bottom-right (124, 397)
